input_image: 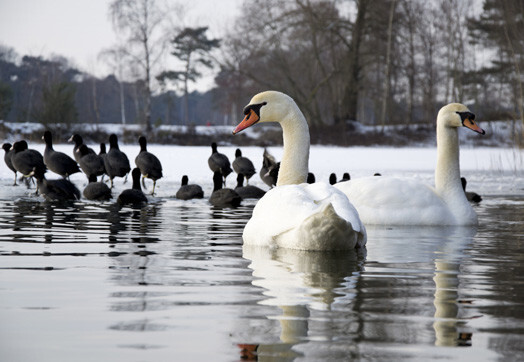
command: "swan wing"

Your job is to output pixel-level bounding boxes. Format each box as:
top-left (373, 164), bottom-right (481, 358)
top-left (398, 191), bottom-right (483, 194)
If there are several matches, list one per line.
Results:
top-left (335, 176), bottom-right (454, 225)
top-left (243, 183), bottom-right (366, 250)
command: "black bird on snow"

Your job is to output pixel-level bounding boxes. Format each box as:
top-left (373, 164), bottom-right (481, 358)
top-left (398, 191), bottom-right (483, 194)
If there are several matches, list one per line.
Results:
top-left (175, 175), bottom-right (204, 200)
top-left (235, 173), bottom-right (265, 200)
top-left (340, 172), bottom-right (351, 182)
top-left (78, 144), bottom-right (106, 181)
top-left (259, 148), bottom-right (277, 188)
top-left (232, 148), bottom-right (256, 184)
top-left (98, 143), bottom-right (108, 180)
top-left (2, 142), bottom-right (18, 185)
top-left (68, 134), bottom-right (95, 163)
top-left (208, 142), bottom-right (232, 186)
top-left (104, 134), bottom-right (131, 188)
top-left (209, 170), bottom-right (241, 208)
top-left (135, 136), bottom-right (163, 195)
top-left (83, 174), bottom-right (112, 201)
top-left (11, 140), bottom-right (46, 179)
top-left (117, 168), bottom-right (148, 205)
top-left (329, 173), bottom-right (337, 185)
top-left (31, 166), bottom-right (80, 201)
top-left (42, 130), bottom-right (80, 179)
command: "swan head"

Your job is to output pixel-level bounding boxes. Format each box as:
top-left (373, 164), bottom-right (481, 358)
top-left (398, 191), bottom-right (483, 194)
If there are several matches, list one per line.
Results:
top-left (232, 91), bottom-right (296, 134)
top-left (438, 103), bottom-right (485, 135)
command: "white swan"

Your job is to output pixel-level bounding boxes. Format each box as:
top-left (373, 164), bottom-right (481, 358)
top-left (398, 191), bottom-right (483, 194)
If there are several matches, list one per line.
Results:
top-left (233, 91), bottom-right (366, 250)
top-left (335, 103), bottom-right (485, 226)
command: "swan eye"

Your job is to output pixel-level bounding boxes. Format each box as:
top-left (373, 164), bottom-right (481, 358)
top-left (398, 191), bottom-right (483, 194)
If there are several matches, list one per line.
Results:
top-left (456, 111), bottom-right (475, 124)
top-left (243, 102), bottom-right (267, 117)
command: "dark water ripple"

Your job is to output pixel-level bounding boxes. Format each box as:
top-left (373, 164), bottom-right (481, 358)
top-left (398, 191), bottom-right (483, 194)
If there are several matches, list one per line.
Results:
top-left (0, 194), bottom-right (523, 361)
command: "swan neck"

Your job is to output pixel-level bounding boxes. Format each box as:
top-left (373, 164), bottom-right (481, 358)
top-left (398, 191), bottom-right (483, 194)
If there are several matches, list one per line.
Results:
top-left (435, 124), bottom-right (467, 204)
top-left (277, 108), bottom-right (310, 186)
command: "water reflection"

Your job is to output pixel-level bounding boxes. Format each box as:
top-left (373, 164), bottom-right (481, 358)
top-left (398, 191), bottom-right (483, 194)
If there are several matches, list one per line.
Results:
top-left (431, 227), bottom-right (477, 347)
top-left (0, 192), bottom-right (523, 360)
top-left (240, 246), bottom-right (365, 359)
top-left (238, 226), bottom-right (482, 359)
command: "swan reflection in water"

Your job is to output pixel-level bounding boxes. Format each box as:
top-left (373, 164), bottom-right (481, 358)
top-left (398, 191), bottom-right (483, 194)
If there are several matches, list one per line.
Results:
top-left (238, 225), bottom-right (479, 359)
top-left (431, 226), bottom-right (478, 347)
top-left (238, 244), bottom-right (365, 359)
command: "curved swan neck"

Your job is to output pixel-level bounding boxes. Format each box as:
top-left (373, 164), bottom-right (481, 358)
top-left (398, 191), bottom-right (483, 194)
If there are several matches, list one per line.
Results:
top-left (435, 121), bottom-right (474, 220)
top-left (277, 104), bottom-right (310, 186)
top-left (435, 123), bottom-right (461, 194)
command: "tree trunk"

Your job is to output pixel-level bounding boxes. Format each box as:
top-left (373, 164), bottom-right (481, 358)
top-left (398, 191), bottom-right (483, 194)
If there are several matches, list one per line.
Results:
top-left (91, 77), bottom-right (100, 126)
top-left (144, 42), bottom-right (152, 133)
top-left (119, 78), bottom-right (126, 125)
top-left (341, 0), bottom-right (369, 122)
top-left (502, 5), bottom-right (524, 144)
top-left (380, 0), bottom-right (396, 131)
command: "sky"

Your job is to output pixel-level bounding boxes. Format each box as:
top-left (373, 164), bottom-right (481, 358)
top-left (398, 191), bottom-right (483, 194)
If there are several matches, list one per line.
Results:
top-left (0, 0), bottom-right (242, 91)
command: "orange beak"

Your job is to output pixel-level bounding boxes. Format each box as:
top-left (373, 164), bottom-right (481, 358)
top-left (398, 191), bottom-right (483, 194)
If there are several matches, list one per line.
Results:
top-left (463, 118), bottom-right (485, 135)
top-left (233, 109), bottom-right (259, 135)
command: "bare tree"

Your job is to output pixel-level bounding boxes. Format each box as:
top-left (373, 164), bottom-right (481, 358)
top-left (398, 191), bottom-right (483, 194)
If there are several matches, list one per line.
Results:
top-left (501, 1), bottom-right (524, 136)
top-left (108, 0), bottom-right (172, 132)
top-left (380, 0), bottom-right (397, 130)
top-left (341, 0), bottom-right (371, 122)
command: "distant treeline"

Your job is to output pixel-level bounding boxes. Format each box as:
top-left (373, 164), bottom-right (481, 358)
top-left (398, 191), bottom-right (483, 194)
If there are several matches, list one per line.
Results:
top-left (0, 54), bottom-right (229, 127)
top-left (0, 0), bottom-right (523, 143)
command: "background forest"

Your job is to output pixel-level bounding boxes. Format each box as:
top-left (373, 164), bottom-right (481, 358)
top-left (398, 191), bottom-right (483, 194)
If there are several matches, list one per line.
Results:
top-left (0, 0), bottom-right (523, 146)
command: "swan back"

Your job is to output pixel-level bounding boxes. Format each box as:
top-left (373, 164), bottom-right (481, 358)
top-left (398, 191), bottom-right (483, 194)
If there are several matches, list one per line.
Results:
top-left (243, 182), bottom-right (366, 250)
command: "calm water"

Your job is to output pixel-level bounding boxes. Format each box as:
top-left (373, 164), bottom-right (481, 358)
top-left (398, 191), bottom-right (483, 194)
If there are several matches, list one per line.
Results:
top-left (0, 172), bottom-right (523, 361)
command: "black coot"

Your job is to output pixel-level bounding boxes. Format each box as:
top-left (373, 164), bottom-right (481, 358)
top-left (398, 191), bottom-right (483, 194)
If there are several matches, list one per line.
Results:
top-left (83, 174), bottom-right (112, 201)
top-left (260, 148), bottom-right (277, 188)
top-left (135, 136), bottom-right (163, 195)
top-left (117, 168), bottom-right (148, 205)
top-left (104, 134), bottom-right (131, 188)
top-left (340, 172), bottom-right (351, 182)
top-left (232, 148), bottom-right (256, 184)
top-left (175, 175), bottom-right (204, 200)
top-left (2, 143), bottom-right (18, 185)
top-left (209, 171), bottom-right (241, 208)
top-left (235, 173), bottom-right (265, 200)
top-left (32, 167), bottom-right (80, 201)
top-left (78, 144), bottom-right (105, 180)
top-left (68, 134), bottom-right (95, 163)
top-left (11, 140), bottom-right (46, 178)
top-left (42, 131), bottom-right (80, 178)
top-left (461, 177), bottom-right (482, 203)
top-left (208, 142), bottom-right (232, 186)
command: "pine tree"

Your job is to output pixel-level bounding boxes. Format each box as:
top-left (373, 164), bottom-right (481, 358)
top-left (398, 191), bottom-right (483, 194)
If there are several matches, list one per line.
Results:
top-left (157, 27), bottom-right (220, 125)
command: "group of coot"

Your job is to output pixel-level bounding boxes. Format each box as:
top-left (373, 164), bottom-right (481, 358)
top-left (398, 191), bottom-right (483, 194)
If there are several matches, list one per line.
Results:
top-left (2, 132), bottom-right (161, 205)
top-left (1, 133), bottom-right (271, 208)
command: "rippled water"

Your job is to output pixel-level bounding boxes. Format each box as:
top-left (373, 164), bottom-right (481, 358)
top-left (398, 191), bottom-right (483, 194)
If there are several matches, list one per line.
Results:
top-left (0, 170), bottom-right (523, 361)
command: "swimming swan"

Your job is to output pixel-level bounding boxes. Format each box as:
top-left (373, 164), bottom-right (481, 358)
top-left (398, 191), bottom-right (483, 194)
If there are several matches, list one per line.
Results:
top-left (335, 103), bottom-right (485, 226)
top-left (233, 90), bottom-right (366, 250)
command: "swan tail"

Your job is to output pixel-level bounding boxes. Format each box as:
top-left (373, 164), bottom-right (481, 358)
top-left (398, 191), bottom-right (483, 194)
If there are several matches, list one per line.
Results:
top-left (275, 203), bottom-right (361, 251)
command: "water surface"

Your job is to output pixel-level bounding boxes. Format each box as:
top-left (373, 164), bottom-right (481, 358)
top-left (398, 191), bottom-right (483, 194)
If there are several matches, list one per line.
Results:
top-left (0, 170), bottom-right (523, 361)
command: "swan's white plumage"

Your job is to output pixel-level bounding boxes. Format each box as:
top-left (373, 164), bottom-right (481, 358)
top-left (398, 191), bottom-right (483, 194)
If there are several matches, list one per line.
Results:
top-left (234, 90), bottom-right (366, 250)
top-left (335, 103), bottom-right (484, 226)
top-left (335, 176), bottom-right (461, 225)
top-left (243, 182), bottom-right (366, 250)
